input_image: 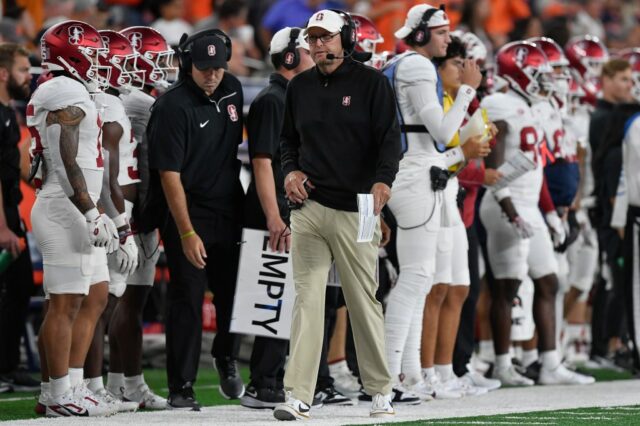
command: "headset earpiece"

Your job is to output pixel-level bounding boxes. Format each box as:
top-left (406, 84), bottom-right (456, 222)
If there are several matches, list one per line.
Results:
top-left (329, 9), bottom-right (356, 54)
top-left (409, 5), bottom-right (444, 47)
top-left (282, 28), bottom-right (301, 70)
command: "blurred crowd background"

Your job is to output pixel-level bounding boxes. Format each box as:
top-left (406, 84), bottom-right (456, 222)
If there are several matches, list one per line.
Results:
top-left (1, 0), bottom-right (640, 78)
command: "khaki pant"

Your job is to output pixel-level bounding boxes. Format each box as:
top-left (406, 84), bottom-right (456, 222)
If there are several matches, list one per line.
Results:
top-left (284, 200), bottom-right (393, 404)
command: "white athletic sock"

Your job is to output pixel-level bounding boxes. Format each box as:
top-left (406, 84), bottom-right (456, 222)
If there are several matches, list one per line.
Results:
top-left (565, 324), bottom-right (583, 342)
top-left (50, 375), bottom-right (71, 399)
top-left (68, 368), bottom-right (83, 387)
top-left (41, 381), bottom-right (50, 395)
top-left (495, 354), bottom-right (511, 370)
top-left (540, 350), bottom-right (561, 370)
top-left (522, 349), bottom-right (539, 367)
top-left (422, 367), bottom-right (435, 379)
top-left (435, 364), bottom-right (454, 381)
top-left (107, 372), bottom-right (125, 393)
top-left (124, 374), bottom-right (145, 393)
top-left (513, 345), bottom-right (523, 363)
top-left (478, 340), bottom-right (495, 361)
top-left (86, 376), bottom-right (104, 393)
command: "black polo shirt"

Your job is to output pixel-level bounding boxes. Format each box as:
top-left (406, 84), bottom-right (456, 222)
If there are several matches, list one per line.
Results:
top-left (280, 58), bottom-right (401, 212)
top-left (0, 102), bottom-right (22, 206)
top-left (245, 73), bottom-right (288, 226)
top-left (148, 74), bottom-right (244, 217)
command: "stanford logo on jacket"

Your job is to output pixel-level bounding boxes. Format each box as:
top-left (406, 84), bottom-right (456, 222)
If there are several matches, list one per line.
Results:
top-left (227, 104), bottom-right (238, 122)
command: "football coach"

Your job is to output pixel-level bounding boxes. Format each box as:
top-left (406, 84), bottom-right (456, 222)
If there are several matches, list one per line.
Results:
top-left (273, 9), bottom-right (402, 421)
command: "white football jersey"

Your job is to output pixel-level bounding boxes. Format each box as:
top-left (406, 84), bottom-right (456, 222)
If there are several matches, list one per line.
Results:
top-left (532, 99), bottom-right (577, 164)
top-left (26, 76), bottom-right (104, 201)
top-left (93, 92), bottom-right (140, 186)
top-left (481, 90), bottom-right (544, 206)
top-left (120, 89), bottom-right (154, 201)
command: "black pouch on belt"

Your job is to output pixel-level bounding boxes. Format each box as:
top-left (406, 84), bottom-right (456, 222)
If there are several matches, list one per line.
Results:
top-left (430, 166), bottom-right (450, 192)
top-left (456, 186), bottom-right (467, 210)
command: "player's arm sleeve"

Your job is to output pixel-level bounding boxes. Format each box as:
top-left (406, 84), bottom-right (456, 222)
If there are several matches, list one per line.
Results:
top-left (401, 55), bottom-right (475, 152)
top-left (280, 84), bottom-right (301, 176)
top-left (371, 75), bottom-right (401, 187)
top-left (148, 102), bottom-right (187, 172)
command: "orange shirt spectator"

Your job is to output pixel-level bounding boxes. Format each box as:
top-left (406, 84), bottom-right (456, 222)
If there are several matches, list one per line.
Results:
top-left (485, 0), bottom-right (530, 37)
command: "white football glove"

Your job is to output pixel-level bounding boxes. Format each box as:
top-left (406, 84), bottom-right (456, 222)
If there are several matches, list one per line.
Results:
top-left (103, 215), bottom-right (119, 254)
top-left (117, 231), bottom-right (139, 276)
top-left (545, 211), bottom-right (566, 248)
top-left (511, 216), bottom-right (534, 239)
top-left (84, 208), bottom-right (116, 249)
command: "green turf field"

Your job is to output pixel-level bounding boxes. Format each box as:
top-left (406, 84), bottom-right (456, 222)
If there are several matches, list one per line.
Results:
top-left (0, 366), bottom-right (634, 423)
top-left (381, 405), bottom-right (640, 425)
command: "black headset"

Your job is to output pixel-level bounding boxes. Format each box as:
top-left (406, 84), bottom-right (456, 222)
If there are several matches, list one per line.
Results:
top-left (177, 29), bottom-right (232, 71)
top-left (330, 9), bottom-right (357, 54)
top-left (408, 4), bottom-right (445, 47)
top-left (281, 28), bottom-right (301, 70)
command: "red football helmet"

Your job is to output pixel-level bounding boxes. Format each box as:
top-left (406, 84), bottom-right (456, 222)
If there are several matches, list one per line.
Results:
top-left (40, 20), bottom-right (110, 91)
top-left (529, 37), bottom-right (571, 98)
top-left (120, 26), bottom-right (176, 88)
top-left (619, 48), bottom-right (640, 102)
top-left (564, 35), bottom-right (608, 82)
top-left (99, 30), bottom-right (144, 92)
top-left (496, 41), bottom-right (552, 101)
top-left (351, 14), bottom-right (383, 54)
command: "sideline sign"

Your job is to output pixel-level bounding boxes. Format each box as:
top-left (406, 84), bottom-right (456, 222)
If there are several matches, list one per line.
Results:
top-left (231, 228), bottom-right (295, 340)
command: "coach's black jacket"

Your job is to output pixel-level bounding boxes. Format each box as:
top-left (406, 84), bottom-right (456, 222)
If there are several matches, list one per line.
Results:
top-left (280, 57), bottom-right (401, 212)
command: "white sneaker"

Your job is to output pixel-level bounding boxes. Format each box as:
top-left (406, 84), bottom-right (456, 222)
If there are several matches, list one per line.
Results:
top-left (445, 376), bottom-right (488, 397)
top-left (370, 393), bottom-right (395, 418)
top-left (73, 381), bottom-right (118, 416)
top-left (273, 392), bottom-right (311, 421)
top-left (491, 365), bottom-right (534, 387)
top-left (460, 371), bottom-right (501, 391)
top-left (328, 360), bottom-right (361, 397)
top-left (405, 380), bottom-right (434, 401)
top-left (35, 391), bottom-right (50, 415)
top-left (46, 388), bottom-right (112, 417)
top-left (538, 364), bottom-right (595, 385)
top-left (124, 383), bottom-right (167, 410)
top-left (94, 388), bottom-right (139, 412)
top-left (421, 373), bottom-right (462, 399)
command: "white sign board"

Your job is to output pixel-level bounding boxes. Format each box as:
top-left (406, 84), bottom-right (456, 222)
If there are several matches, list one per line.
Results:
top-left (230, 228), bottom-right (295, 340)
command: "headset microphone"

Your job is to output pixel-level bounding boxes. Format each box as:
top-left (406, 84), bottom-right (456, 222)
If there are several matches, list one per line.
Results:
top-left (326, 51), bottom-right (352, 60)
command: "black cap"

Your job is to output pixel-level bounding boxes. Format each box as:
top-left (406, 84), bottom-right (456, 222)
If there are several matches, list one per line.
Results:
top-left (191, 35), bottom-right (228, 70)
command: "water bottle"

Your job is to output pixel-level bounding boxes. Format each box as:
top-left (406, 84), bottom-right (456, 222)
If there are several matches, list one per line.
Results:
top-left (0, 238), bottom-right (26, 275)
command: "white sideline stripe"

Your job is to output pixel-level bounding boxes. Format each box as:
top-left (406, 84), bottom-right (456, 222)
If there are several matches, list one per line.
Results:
top-left (0, 396), bottom-right (34, 402)
top-left (7, 379), bottom-right (640, 425)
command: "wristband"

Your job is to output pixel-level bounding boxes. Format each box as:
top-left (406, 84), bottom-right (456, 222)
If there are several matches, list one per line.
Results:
top-left (180, 230), bottom-right (196, 240)
top-left (493, 187), bottom-right (511, 202)
top-left (83, 207), bottom-right (100, 222)
top-left (113, 212), bottom-right (128, 229)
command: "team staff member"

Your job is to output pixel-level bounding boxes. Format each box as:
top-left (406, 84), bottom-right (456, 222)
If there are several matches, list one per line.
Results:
top-left (274, 9), bottom-right (401, 421)
top-left (241, 27), bottom-right (314, 409)
top-left (611, 90), bottom-right (640, 370)
top-left (147, 29), bottom-right (245, 411)
top-left (0, 43), bottom-right (38, 392)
